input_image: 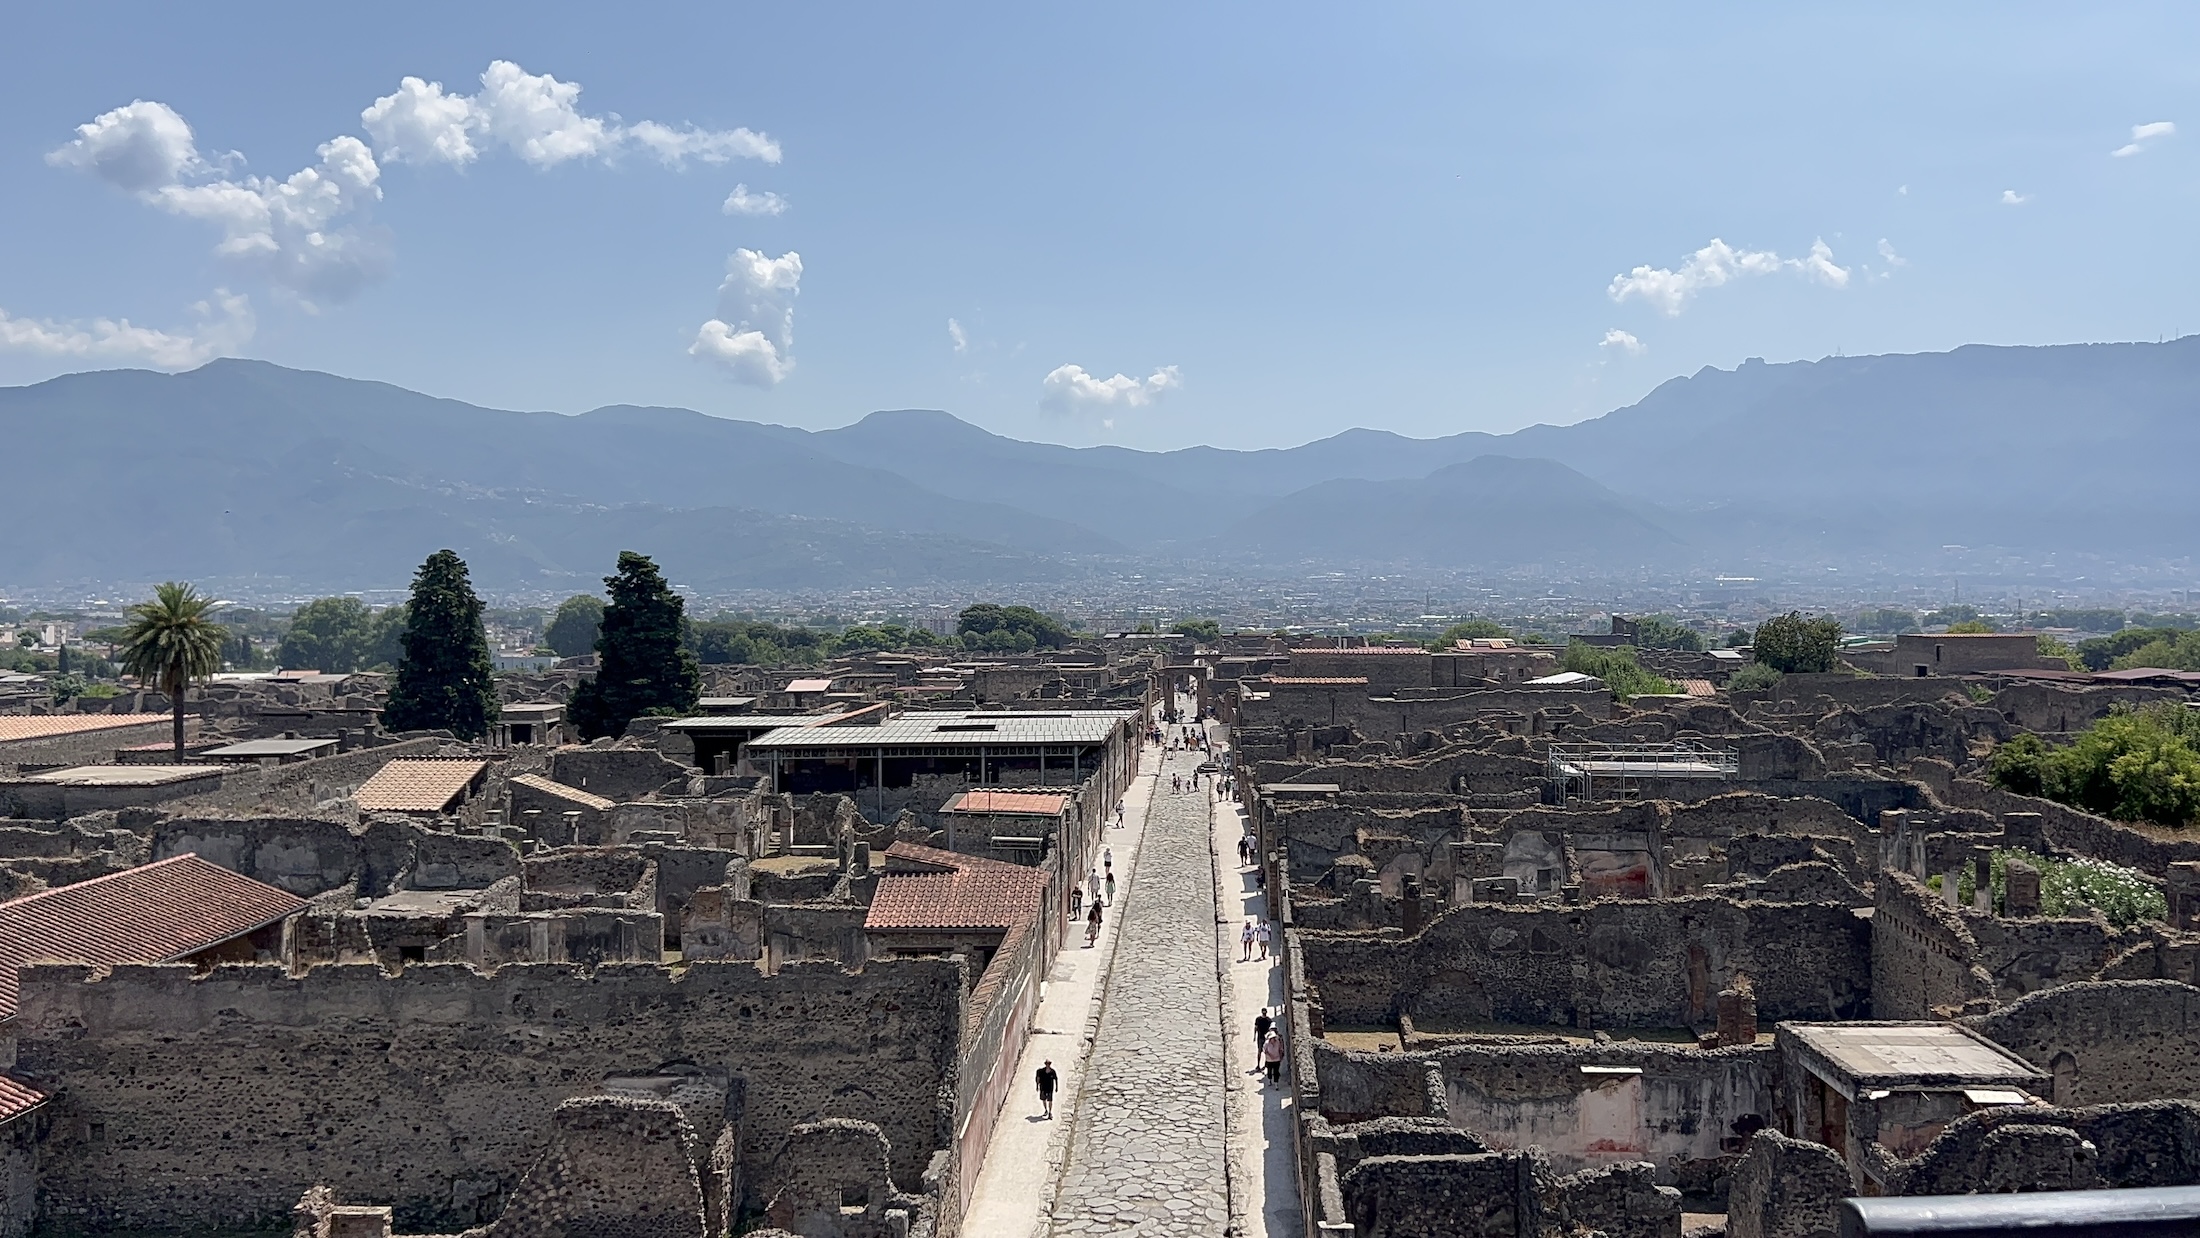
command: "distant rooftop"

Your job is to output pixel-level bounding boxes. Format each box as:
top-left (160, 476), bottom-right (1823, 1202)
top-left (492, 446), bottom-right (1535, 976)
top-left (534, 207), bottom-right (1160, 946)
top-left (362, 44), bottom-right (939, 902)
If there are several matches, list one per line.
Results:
top-left (354, 758), bottom-right (489, 814)
top-left (943, 790), bottom-right (1072, 816)
top-left (866, 841), bottom-right (1048, 933)
top-left (19, 764), bottom-right (223, 787)
top-left (0, 714), bottom-right (170, 744)
top-left (1787, 1023), bottom-right (2044, 1090)
top-left (748, 710), bottom-right (1132, 751)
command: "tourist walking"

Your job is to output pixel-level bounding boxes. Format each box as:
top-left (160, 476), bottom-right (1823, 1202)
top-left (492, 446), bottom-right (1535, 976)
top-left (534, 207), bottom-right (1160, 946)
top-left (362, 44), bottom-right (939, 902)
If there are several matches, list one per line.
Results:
top-left (1262, 1030), bottom-right (1285, 1086)
top-left (1240, 918), bottom-right (1256, 961)
top-left (1236, 835), bottom-right (1250, 866)
top-left (1036, 1059), bottom-right (1058, 1119)
top-left (1086, 900), bottom-right (1103, 946)
top-left (1104, 871), bottom-right (1116, 904)
top-left (1255, 918), bottom-right (1272, 960)
top-left (1070, 883), bottom-right (1083, 917)
top-left (1254, 1007), bottom-right (1272, 1050)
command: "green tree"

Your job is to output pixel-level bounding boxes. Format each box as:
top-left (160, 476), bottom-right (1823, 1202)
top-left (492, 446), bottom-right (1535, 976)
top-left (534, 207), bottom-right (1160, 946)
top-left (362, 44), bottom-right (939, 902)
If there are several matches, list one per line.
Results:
top-left (1628, 615), bottom-right (1706, 651)
top-left (1727, 663), bottom-right (1783, 692)
top-left (1753, 612), bottom-right (1842, 674)
top-left (957, 603), bottom-right (1071, 650)
top-left (367, 604), bottom-right (408, 670)
top-left (1170, 618), bottom-right (1222, 641)
top-left (117, 582), bottom-right (228, 762)
top-left (1946, 619), bottom-right (1999, 634)
top-left (544, 594), bottom-right (607, 658)
top-left (2035, 634), bottom-right (2082, 671)
top-left (381, 550), bottom-right (499, 741)
top-left (571, 551), bottom-right (701, 740)
top-left (1991, 706), bottom-right (2200, 828)
top-left (2076, 626), bottom-right (2182, 671)
top-left (2108, 629), bottom-right (2200, 672)
top-left (1561, 642), bottom-right (1676, 701)
top-left (278, 597), bottom-right (377, 672)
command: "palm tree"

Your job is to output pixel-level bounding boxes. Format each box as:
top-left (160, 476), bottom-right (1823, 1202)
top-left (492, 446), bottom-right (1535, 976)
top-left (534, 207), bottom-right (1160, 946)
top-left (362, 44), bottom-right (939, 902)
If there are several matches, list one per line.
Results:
top-left (118, 582), bottom-right (228, 763)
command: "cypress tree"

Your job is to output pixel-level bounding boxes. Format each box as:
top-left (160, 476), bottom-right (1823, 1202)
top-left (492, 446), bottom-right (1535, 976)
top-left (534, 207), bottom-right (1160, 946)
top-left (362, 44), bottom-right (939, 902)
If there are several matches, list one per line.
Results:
top-left (382, 549), bottom-right (499, 740)
top-left (571, 551), bottom-right (700, 740)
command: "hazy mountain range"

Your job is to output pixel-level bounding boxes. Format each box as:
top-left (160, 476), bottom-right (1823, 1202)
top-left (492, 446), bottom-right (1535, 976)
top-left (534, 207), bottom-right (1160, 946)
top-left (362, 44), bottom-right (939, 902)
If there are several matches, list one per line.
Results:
top-left (2, 339), bottom-right (2195, 591)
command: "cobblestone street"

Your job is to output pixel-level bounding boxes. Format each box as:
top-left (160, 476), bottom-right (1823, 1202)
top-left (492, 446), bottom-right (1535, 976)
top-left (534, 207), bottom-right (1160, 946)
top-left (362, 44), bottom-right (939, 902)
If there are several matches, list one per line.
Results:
top-left (1047, 745), bottom-right (1231, 1236)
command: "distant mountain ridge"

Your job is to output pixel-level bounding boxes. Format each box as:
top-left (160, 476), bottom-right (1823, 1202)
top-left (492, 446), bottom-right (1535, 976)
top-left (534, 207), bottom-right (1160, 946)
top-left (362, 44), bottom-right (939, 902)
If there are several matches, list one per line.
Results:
top-left (2, 338), bottom-right (2195, 590)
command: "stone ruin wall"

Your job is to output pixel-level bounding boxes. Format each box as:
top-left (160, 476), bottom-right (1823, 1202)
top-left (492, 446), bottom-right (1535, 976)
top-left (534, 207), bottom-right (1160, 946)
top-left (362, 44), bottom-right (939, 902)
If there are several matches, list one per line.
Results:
top-left (8, 956), bottom-right (962, 1236)
top-left (1295, 897), bottom-right (1872, 1032)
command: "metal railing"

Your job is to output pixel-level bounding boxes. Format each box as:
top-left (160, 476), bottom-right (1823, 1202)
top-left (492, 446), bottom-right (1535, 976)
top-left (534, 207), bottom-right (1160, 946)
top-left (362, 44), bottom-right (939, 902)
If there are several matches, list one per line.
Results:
top-left (1546, 741), bottom-right (1739, 801)
top-left (1841, 1187), bottom-right (2200, 1238)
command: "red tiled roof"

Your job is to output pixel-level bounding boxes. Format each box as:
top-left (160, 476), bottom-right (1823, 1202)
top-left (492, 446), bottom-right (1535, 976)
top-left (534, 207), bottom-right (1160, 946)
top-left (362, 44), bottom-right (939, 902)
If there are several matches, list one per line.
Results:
top-left (943, 791), bottom-right (1071, 816)
top-left (1287, 647), bottom-right (1428, 655)
top-left (355, 758), bottom-right (489, 813)
top-left (1679, 679), bottom-right (1717, 697)
top-left (1264, 677), bottom-right (1371, 686)
top-left (0, 1076), bottom-right (47, 1124)
top-left (0, 854), bottom-right (308, 1017)
top-left (865, 841), bottom-right (1047, 933)
top-left (507, 772), bottom-right (616, 811)
top-left (0, 714), bottom-right (170, 744)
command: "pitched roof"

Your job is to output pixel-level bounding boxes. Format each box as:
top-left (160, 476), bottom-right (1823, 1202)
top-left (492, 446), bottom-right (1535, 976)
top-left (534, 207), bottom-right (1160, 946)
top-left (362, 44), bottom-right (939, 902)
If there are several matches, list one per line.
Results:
top-left (0, 1076), bottom-right (48, 1124)
top-left (865, 841), bottom-right (1048, 933)
top-left (0, 853), bottom-right (308, 1018)
top-left (784, 677), bottom-right (834, 693)
top-left (507, 772), bottom-right (616, 812)
top-left (0, 713), bottom-right (170, 744)
top-left (1264, 677), bottom-right (1371, 686)
top-left (943, 790), bottom-right (1071, 816)
top-left (1679, 679), bottom-right (1717, 698)
top-left (354, 758), bottom-right (489, 813)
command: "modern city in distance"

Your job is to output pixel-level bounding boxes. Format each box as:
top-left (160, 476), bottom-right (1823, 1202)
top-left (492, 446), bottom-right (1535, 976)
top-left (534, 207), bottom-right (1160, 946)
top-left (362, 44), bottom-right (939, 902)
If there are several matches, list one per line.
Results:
top-left (1, 7), bottom-right (2198, 1238)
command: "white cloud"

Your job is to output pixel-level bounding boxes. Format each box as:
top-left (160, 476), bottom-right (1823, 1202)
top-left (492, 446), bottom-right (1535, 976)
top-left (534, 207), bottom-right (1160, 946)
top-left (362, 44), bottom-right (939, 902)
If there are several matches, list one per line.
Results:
top-left (1607, 238), bottom-right (1850, 316)
top-left (690, 248), bottom-right (801, 386)
top-left (2001, 189), bottom-right (2030, 205)
top-left (1897, 184), bottom-right (1908, 196)
top-left (359, 76), bottom-right (479, 165)
top-left (1599, 328), bottom-right (1645, 355)
top-left (45, 100), bottom-right (207, 191)
top-left (1040, 364), bottom-right (1182, 413)
top-left (51, 102), bottom-right (390, 306)
top-left (2112, 120), bottom-right (2176, 158)
top-left (1877, 238), bottom-right (1907, 267)
top-left (722, 184), bottom-right (788, 216)
top-left (0, 290), bottom-right (253, 369)
top-left (948, 318), bottom-right (968, 354)
top-left (363, 61), bottom-right (780, 169)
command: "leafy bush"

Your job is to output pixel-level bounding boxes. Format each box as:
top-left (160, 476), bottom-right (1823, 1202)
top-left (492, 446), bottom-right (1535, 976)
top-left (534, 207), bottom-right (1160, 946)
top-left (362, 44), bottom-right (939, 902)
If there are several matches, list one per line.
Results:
top-left (1562, 642), bottom-right (1675, 700)
top-left (1170, 618), bottom-right (1221, 641)
top-left (957, 603), bottom-right (1071, 650)
top-left (1946, 619), bottom-right (1998, 634)
top-left (2077, 626), bottom-right (2186, 671)
top-left (2035, 633), bottom-right (2082, 671)
top-left (1989, 705), bottom-right (2200, 828)
top-left (1753, 612), bottom-right (1843, 674)
top-left (1726, 663), bottom-right (1782, 692)
top-left (1942, 849), bottom-right (2168, 928)
top-left (1629, 614), bottom-right (1705, 651)
top-left (2108, 629), bottom-right (2200, 672)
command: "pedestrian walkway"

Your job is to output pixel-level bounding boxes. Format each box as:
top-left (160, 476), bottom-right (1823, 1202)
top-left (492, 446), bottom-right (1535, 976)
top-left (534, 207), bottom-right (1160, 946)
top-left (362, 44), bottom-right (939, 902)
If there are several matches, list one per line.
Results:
top-left (1212, 726), bottom-right (1306, 1238)
top-left (961, 743), bottom-right (1162, 1237)
top-left (1046, 743), bottom-right (1231, 1236)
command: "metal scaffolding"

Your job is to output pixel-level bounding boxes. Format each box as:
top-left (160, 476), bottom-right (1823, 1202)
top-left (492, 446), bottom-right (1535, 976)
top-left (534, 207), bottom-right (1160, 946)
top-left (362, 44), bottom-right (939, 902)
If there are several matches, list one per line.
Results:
top-left (1546, 741), bottom-right (1739, 802)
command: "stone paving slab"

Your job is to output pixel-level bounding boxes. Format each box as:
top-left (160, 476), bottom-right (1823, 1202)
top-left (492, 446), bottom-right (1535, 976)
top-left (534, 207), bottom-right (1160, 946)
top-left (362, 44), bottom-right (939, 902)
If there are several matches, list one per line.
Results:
top-left (1047, 748), bottom-right (1230, 1236)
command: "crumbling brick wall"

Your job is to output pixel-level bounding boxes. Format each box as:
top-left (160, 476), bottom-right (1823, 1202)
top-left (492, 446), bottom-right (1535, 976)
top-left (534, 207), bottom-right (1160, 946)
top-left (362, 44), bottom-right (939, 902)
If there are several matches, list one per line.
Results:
top-left (1967, 980), bottom-right (2200, 1106)
top-left (10, 957), bottom-right (962, 1235)
top-left (1870, 871), bottom-right (1995, 1018)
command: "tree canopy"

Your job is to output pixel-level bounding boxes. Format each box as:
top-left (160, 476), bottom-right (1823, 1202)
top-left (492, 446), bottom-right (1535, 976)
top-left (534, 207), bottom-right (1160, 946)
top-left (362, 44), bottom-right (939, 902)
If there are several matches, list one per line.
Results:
top-left (118, 582), bottom-right (228, 762)
top-left (571, 551), bottom-right (701, 740)
top-left (1752, 612), bottom-right (1842, 674)
top-left (1989, 704), bottom-right (2200, 829)
top-left (1562, 641), bottom-right (1676, 701)
top-left (957, 603), bottom-right (1070, 652)
top-left (1170, 618), bottom-right (1222, 641)
top-left (1627, 614), bottom-right (1705, 651)
top-left (277, 597), bottom-right (377, 672)
top-left (2106, 629), bottom-right (2200, 672)
top-left (544, 594), bottom-right (606, 658)
top-left (382, 550), bottom-right (499, 741)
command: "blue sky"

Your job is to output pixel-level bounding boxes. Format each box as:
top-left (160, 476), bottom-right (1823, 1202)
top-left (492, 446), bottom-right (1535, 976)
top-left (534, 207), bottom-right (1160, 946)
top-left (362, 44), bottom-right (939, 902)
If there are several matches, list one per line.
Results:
top-left (1, 3), bottom-right (2194, 449)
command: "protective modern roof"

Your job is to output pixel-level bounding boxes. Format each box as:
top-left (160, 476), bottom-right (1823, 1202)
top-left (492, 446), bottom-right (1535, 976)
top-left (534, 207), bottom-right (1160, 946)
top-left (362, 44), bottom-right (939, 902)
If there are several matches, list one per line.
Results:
top-left (21, 764), bottom-right (223, 786)
top-left (747, 710), bottom-right (1133, 751)
top-left (1264, 677), bottom-right (1371, 686)
top-left (943, 791), bottom-right (1072, 816)
top-left (865, 841), bottom-right (1048, 933)
top-left (0, 714), bottom-right (171, 743)
top-left (507, 772), bottom-right (617, 812)
top-left (1787, 1023), bottom-right (2045, 1087)
top-left (202, 738), bottom-right (340, 758)
top-left (354, 758), bottom-right (489, 813)
top-left (0, 853), bottom-right (308, 1017)
top-left (784, 678), bottom-right (835, 693)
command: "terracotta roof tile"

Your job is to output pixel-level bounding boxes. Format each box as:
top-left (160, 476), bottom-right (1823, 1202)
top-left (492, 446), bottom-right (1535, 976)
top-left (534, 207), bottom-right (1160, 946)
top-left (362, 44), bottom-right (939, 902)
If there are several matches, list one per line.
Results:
top-left (0, 853), bottom-right (308, 1018)
top-left (1680, 679), bottom-right (1717, 697)
top-left (354, 758), bottom-right (489, 813)
top-left (0, 714), bottom-right (170, 743)
top-left (0, 1076), bottom-right (47, 1124)
top-left (943, 791), bottom-right (1071, 816)
top-left (865, 841), bottom-right (1047, 933)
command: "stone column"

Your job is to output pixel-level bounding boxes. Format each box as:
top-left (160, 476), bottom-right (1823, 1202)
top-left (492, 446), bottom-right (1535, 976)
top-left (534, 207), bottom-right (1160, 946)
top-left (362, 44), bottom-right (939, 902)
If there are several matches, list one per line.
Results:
top-left (1716, 981), bottom-right (1758, 1047)
top-left (1972, 849), bottom-right (1995, 915)
top-left (2004, 858), bottom-right (2042, 918)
